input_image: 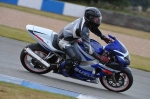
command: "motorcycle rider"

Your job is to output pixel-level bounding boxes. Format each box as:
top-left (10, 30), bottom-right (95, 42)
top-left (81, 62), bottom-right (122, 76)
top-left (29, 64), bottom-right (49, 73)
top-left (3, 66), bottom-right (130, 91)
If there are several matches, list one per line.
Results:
top-left (58, 7), bottom-right (112, 77)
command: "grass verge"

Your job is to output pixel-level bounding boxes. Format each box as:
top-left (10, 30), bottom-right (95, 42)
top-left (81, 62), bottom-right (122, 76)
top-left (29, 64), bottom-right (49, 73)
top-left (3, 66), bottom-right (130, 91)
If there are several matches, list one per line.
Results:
top-left (0, 25), bottom-right (35, 43)
top-left (130, 54), bottom-right (150, 72)
top-left (0, 81), bottom-right (75, 99)
top-left (0, 25), bottom-right (149, 71)
top-left (0, 3), bottom-right (150, 40)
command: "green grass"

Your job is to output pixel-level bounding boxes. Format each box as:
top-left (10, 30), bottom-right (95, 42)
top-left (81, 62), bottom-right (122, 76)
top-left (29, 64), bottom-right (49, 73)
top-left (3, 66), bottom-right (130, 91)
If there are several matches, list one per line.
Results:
top-left (0, 81), bottom-right (75, 99)
top-left (130, 54), bottom-right (150, 72)
top-left (0, 3), bottom-right (150, 40)
top-left (0, 25), bottom-right (35, 43)
top-left (0, 25), bottom-right (149, 71)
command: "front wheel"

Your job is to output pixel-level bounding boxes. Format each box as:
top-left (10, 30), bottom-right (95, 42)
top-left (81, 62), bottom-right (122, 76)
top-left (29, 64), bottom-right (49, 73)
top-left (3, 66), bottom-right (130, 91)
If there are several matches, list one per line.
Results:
top-left (100, 70), bottom-right (133, 92)
top-left (20, 43), bottom-right (57, 74)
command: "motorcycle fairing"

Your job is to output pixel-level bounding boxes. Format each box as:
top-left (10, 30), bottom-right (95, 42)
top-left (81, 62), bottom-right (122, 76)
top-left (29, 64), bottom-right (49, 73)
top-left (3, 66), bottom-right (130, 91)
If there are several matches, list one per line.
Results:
top-left (90, 39), bottom-right (103, 55)
top-left (26, 25), bottom-right (64, 53)
top-left (72, 35), bottom-right (130, 80)
top-left (114, 50), bottom-right (130, 66)
top-left (73, 62), bottom-right (120, 80)
top-left (74, 66), bottom-right (96, 80)
top-left (104, 35), bottom-right (130, 66)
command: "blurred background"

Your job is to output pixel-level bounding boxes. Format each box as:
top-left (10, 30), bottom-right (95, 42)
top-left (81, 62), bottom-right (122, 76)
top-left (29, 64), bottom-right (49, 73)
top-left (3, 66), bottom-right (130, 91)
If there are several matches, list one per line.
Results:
top-left (60, 0), bottom-right (150, 32)
top-left (61, 0), bottom-right (150, 16)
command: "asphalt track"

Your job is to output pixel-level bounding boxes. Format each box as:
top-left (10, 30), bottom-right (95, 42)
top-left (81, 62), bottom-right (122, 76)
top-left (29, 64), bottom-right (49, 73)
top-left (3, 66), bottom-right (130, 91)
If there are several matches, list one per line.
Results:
top-left (0, 36), bottom-right (150, 99)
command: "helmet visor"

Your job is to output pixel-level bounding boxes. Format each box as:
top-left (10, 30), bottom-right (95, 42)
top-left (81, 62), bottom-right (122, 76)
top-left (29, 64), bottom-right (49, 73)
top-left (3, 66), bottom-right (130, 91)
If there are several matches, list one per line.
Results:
top-left (90, 16), bottom-right (102, 24)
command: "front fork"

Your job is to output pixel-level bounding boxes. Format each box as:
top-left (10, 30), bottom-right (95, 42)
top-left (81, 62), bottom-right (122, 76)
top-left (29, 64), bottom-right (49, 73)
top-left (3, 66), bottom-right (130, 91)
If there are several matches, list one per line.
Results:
top-left (112, 73), bottom-right (117, 83)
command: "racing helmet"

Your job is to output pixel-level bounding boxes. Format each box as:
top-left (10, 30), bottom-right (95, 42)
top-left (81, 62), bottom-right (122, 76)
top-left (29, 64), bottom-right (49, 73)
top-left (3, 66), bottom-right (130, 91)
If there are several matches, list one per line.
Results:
top-left (84, 7), bottom-right (102, 27)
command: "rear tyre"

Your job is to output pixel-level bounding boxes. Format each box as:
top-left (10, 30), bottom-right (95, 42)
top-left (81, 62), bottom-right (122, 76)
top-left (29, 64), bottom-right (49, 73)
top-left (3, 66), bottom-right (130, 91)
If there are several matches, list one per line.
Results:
top-left (100, 70), bottom-right (133, 92)
top-left (20, 43), bottom-right (56, 74)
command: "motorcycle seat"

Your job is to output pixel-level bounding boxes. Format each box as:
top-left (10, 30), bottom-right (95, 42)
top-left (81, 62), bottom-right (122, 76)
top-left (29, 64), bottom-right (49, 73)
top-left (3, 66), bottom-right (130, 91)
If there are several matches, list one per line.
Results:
top-left (52, 34), bottom-right (61, 50)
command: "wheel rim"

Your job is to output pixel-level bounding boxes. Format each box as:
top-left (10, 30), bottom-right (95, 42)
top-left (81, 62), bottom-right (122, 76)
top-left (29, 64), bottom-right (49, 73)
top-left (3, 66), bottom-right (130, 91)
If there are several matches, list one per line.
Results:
top-left (24, 51), bottom-right (48, 72)
top-left (102, 73), bottom-right (129, 91)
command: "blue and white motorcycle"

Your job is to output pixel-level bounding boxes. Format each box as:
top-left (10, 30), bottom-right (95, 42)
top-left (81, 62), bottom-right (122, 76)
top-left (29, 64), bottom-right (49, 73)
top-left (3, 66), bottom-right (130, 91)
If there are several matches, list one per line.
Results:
top-left (20, 25), bottom-right (133, 92)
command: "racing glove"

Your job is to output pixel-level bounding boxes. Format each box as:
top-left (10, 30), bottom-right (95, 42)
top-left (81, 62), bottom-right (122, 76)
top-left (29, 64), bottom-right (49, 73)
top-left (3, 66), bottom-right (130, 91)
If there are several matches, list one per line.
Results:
top-left (103, 35), bottom-right (113, 44)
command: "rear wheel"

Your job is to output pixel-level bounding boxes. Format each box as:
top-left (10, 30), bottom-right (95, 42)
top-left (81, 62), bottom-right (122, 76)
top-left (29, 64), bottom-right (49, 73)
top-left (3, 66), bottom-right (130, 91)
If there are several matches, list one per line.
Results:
top-left (100, 70), bottom-right (133, 92)
top-left (20, 43), bottom-right (57, 74)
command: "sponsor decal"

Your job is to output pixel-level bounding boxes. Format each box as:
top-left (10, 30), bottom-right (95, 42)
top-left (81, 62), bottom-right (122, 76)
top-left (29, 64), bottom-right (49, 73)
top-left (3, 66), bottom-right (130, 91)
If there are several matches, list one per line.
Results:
top-left (74, 67), bottom-right (95, 79)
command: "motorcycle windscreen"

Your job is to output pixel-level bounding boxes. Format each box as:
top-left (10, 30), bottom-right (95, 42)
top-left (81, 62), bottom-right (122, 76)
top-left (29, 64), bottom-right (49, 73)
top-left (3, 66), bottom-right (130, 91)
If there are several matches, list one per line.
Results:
top-left (105, 39), bottom-right (127, 54)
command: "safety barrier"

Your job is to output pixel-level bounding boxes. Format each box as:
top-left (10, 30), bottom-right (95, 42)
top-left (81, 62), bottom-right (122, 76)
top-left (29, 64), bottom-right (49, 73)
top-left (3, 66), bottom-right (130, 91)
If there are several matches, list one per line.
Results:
top-left (0, 0), bottom-right (86, 17)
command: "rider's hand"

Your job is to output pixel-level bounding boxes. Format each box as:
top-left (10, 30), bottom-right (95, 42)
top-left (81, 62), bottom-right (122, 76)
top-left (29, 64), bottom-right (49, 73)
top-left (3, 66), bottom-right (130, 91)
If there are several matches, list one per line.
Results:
top-left (106, 38), bottom-right (113, 44)
top-left (103, 36), bottom-right (113, 44)
top-left (77, 38), bottom-right (82, 43)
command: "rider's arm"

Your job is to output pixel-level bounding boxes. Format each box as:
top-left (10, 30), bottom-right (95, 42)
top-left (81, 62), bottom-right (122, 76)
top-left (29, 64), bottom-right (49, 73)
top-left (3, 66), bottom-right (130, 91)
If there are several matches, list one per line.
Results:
top-left (80, 27), bottom-right (93, 55)
top-left (80, 27), bottom-right (110, 63)
top-left (90, 27), bottom-right (112, 43)
top-left (89, 27), bottom-right (105, 40)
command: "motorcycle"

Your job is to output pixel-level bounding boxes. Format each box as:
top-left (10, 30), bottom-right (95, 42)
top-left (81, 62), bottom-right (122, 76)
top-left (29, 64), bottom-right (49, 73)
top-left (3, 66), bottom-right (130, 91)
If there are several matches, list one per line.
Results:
top-left (20, 25), bottom-right (133, 92)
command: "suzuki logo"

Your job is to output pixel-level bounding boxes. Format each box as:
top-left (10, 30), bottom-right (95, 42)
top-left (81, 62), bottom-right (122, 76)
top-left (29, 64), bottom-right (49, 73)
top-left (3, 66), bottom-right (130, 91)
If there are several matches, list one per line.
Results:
top-left (74, 67), bottom-right (95, 79)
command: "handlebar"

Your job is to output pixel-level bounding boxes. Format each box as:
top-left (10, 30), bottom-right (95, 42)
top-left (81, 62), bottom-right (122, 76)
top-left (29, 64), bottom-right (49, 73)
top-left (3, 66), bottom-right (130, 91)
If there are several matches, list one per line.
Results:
top-left (108, 34), bottom-right (116, 40)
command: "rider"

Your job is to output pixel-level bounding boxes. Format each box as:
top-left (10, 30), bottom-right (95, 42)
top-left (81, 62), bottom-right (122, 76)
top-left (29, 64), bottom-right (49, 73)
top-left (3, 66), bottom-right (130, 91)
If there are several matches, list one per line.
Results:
top-left (58, 7), bottom-right (112, 77)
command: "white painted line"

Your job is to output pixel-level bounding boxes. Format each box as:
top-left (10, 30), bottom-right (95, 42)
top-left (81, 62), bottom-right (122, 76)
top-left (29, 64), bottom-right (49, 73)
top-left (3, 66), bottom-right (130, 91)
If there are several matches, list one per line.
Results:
top-left (77, 94), bottom-right (106, 99)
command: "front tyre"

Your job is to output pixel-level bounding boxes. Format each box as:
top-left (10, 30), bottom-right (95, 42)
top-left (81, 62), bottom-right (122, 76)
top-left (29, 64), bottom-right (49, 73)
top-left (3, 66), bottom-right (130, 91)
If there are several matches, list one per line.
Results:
top-left (20, 43), bottom-right (52, 74)
top-left (100, 70), bottom-right (133, 92)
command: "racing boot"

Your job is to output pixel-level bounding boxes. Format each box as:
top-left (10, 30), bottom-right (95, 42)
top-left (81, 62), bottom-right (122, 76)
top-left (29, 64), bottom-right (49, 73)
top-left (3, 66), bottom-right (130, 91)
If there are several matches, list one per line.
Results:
top-left (60, 45), bottom-right (81, 77)
top-left (60, 59), bottom-right (73, 77)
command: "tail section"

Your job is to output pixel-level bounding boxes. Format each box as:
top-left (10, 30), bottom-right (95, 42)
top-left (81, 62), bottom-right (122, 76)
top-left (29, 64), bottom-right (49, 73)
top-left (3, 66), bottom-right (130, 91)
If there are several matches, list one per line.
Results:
top-left (26, 25), bottom-right (63, 53)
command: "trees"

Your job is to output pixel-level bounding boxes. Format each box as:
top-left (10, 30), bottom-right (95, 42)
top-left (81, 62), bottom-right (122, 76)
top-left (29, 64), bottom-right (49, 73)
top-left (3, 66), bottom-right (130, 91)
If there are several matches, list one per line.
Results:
top-left (100, 0), bottom-right (130, 9)
top-left (130, 0), bottom-right (150, 11)
top-left (60, 0), bottom-right (150, 11)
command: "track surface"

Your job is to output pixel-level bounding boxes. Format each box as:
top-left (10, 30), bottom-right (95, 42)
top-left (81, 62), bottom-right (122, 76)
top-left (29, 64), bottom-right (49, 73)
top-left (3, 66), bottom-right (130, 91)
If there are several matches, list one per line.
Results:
top-left (0, 36), bottom-right (150, 99)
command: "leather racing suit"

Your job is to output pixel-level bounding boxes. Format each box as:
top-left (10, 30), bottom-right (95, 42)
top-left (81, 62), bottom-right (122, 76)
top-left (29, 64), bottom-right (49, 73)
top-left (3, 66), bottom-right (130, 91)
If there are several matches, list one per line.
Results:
top-left (58, 17), bottom-right (110, 68)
